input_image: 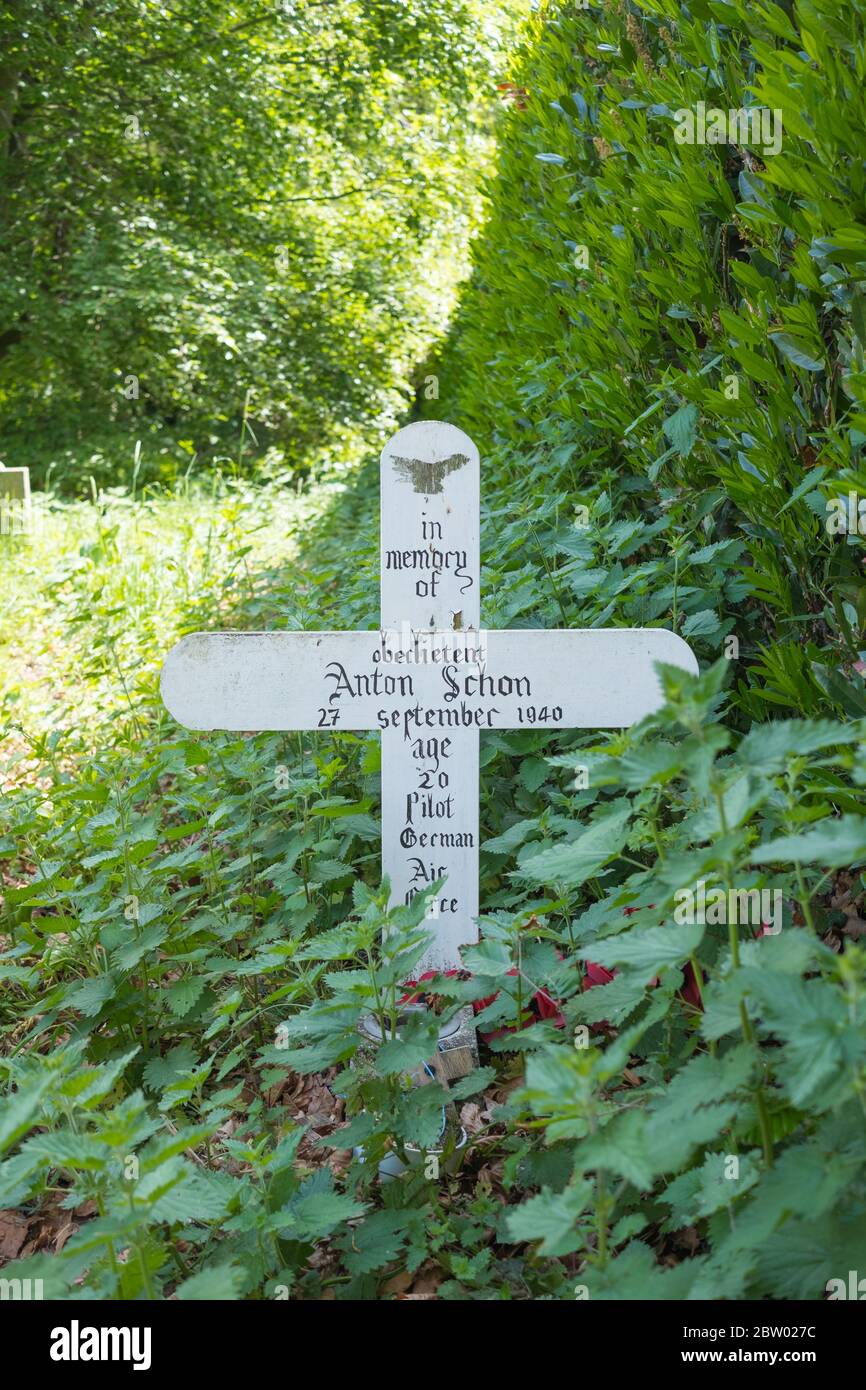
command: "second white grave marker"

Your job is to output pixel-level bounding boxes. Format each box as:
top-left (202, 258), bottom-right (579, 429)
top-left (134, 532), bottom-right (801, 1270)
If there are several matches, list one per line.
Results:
top-left (161, 421), bottom-right (698, 975)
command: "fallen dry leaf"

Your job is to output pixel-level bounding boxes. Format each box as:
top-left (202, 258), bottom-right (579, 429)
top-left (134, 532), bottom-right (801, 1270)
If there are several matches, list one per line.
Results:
top-left (459, 1102), bottom-right (485, 1135)
top-left (54, 1219), bottom-right (76, 1254)
top-left (0, 1210), bottom-right (29, 1262)
top-left (400, 1263), bottom-right (443, 1300)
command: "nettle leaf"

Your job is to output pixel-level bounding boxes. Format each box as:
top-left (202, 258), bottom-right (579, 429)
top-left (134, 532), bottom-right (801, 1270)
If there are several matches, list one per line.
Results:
top-left (65, 973), bottom-right (117, 1017)
top-left (574, 1109), bottom-right (656, 1189)
top-left (519, 757), bottom-right (549, 792)
top-left (461, 937), bottom-right (513, 977)
top-left (702, 973), bottom-right (754, 1042)
top-left (274, 1037), bottom-right (358, 1074)
top-left (747, 972), bottom-right (859, 1109)
top-left (754, 1216), bottom-right (866, 1299)
top-left (80, 848), bottom-right (121, 870)
top-left (662, 403), bottom-right (699, 457)
top-left (374, 1014), bottom-right (442, 1074)
top-left (295, 922), bottom-right (372, 961)
top-left (681, 608), bottom-right (719, 639)
top-left (482, 818), bottom-right (538, 855)
top-left (0, 1152), bottom-right (39, 1207)
top-left (390, 1081), bottom-right (450, 1148)
top-left (688, 539), bottom-right (746, 566)
top-left (338, 813), bottom-right (380, 840)
top-left (72, 1048), bottom-right (140, 1109)
top-left (315, 1110), bottom-right (377, 1149)
top-left (618, 742), bottom-right (683, 789)
top-left (284, 1190), bottom-right (367, 1242)
top-left (577, 1047), bottom-right (754, 1185)
top-left (339, 1209), bottom-right (415, 1275)
top-left (175, 1264), bottom-right (248, 1300)
top-left (149, 1169), bottom-right (239, 1224)
top-left (652, 1045), bottom-right (755, 1124)
top-left (309, 857), bottom-right (354, 884)
top-left (165, 975), bottom-right (207, 1018)
top-left (23, 1129), bottom-right (110, 1172)
top-left (515, 805), bottom-right (631, 886)
top-left (135, 902), bottom-right (164, 928)
top-left (447, 1066), bottom-right (496, 1101)
top-left (580, 921), bottom-right (703, 973)
top-left (582, 1240), bottom-right (706, 1300)
top-left (736, 718), bottom-right (861, 770)
top-left (0, 1076), bottom-right (54, 1156)
top-left (112, 922), bottom-right (168, 970)
top-left (504, 1180), bottom-right (592, 1256)
top-left (142, 1043), bottom-right (200, 1093)
top-left (684, 770), bottom-right (767, 838)
top-left (750, 814), bottom-right (866, 866)
top-left (570, 968), bottom-right (648, 1026)
top-left (662, 1150), bottom-right (761, 1224)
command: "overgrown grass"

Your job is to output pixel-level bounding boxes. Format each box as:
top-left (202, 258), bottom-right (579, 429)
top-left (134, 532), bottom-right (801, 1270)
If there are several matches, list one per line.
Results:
top-left (1, 473), bottom-right (348, 773)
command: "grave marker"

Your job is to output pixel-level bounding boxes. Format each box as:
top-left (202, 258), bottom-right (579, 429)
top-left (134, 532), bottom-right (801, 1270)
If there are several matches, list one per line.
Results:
top-left (0, 463), bottom-right (31, 537)
top-left (161, 421), bottom-right (698, 985)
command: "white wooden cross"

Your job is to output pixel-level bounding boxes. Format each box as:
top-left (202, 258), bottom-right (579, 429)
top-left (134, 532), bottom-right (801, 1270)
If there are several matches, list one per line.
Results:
top-left (161, 421), bottom-right (698, 976)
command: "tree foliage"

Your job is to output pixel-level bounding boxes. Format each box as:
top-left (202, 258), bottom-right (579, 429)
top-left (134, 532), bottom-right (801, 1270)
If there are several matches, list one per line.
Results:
top-left (0, 0), bottom-right (503, 478)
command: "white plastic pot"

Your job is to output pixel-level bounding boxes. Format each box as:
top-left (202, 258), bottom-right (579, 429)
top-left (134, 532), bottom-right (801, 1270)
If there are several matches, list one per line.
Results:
top-left (358, 1004), bottom-right (461, 1044)
top-left (377, 1125), bottom-right (468, 1183)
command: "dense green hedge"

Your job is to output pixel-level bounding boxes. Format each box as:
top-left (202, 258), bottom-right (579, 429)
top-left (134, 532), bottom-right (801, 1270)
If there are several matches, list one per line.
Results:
top-left (438, 0), bottom-right (866, 722)
top-left (0, 0), bottom-right (502, 486)
top-left (415, 0), bottom-right (866, 1294)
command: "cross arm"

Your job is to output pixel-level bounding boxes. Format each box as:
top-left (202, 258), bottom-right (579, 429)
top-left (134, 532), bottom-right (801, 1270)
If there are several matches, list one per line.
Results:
top-left (160, 628), bottom-right (697, 733)
top-left (160, 631), bottom-right (379, 731)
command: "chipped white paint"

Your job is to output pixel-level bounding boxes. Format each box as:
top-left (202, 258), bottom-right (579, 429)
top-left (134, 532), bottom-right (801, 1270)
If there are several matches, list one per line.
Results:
top-left (161, 421), bottom-right (698, 973)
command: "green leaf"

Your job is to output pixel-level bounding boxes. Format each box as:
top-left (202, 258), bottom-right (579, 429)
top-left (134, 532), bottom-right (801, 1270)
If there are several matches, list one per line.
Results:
top-left (580, 921), bottom-right (703, 972)
top-left (112, 922), bottom-right (168, 970)
top-left (582, 1240), bottom-right (706, 1300)
top-left (65, 974), bottom-right (117, 1017)
top-left (681, 608), bottom-right (719, 638)
top-left (0, 1077), bottom-right (54, 1156)
top-left (750, 814), bottom-right (866, 866)
top-left (662, 403), bottom-right (699, 457)
top-left (447, 1066), bottom-right (496, 1100)
top-left (374, 1015), bottom-right (442, 1075)
top-left (143, 1043), bottom-right (200, 1092)
top-left (515, 805), bottom-right (631, 886)
top-left (504, 1181), bottom-right (592, 1255)
top-left (519, 757), bottom-right (549, 792)
top-left (309, 857), bottom-right (354, 883)
top-left (176, 1264), bottom-right (248, 1300)
top-left (340, 1210), bottom-right (412, 1275)
top-left (165, 976), bottom-right (207, 1018)
top-left (769, 333), bottom-right (824, 372)
top-left (275, 1189), bottom-right (366, 1243)
top-left (483, 819), bottom-right (537, 856)
top-left (754, 1217), bottom-right (866, 1299)
top-left (736, 719), bottom-right (861, 770)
